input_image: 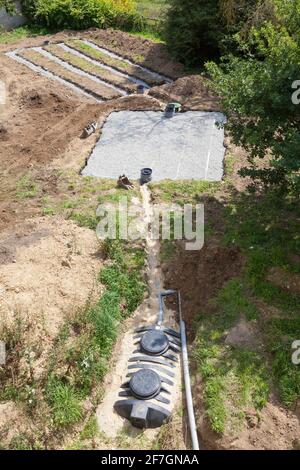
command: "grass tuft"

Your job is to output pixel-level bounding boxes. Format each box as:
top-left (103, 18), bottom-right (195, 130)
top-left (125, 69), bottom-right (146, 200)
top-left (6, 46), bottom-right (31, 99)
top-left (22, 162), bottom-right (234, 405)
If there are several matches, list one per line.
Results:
top-left (46, 377), bottom-right (82, 428)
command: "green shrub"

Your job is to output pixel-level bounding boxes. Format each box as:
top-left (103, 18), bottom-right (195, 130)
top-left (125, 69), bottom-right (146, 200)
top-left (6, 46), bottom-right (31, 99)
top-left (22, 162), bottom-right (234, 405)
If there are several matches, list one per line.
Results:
top-left (0, 0), bottom-right (16, 14)
top-left (22, 0), bottom-right (144, 31)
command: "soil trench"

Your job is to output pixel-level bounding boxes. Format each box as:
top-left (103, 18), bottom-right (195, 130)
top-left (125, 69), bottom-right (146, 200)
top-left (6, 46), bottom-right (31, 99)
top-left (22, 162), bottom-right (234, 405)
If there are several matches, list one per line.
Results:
top-left (96, 185), bottom-right (182, 441)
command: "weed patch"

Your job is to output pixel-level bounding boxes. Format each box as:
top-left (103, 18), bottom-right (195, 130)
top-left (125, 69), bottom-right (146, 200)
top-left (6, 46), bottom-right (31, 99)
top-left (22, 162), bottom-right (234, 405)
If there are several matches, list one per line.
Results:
top-left (16, 173), bottom-right (38, 199)
top-left (0, 25), bottom-right (51, 45)
top-left (46, 377), bottom-right (82, 428)
top-left (193, 283), bottom-right (269, 434)
top-left (150, 180), bottom-right (220, 206)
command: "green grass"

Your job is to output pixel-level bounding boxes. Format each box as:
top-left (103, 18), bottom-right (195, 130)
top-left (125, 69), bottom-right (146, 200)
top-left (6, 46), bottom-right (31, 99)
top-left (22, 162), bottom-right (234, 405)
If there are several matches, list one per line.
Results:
top-left (80, 416), bottom-right (98, 440)
top-left (46, 377), bottom-right (82, 428)
top-left (136, 0), bottom-right (168, 20)
top-left (0, 25), bottom-right (52, 44)
top-left (156, 176), bottom-right (300, 435)
top-left (223, 191), bottom-right (300, 407)
top-left (9, 433), bottom-right (43, 450)
top-left (41, 174), bottom-right (140, 230)
top-left (194, 280), bottom-right (269, 434)
top-left (16, 173), bottom-right (38, 199)
top-left (134, 0), bottom-right (168, 42)
top-left (150, 180), bottom-right (220, 206)
top-left (129, 29), bottom-right (165, 42)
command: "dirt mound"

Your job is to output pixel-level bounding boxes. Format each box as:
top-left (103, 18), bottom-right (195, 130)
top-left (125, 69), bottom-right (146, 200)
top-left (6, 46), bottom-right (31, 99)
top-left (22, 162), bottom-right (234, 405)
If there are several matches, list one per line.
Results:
top-left (150, 76), bottom-right (220, 111)
top-left (85, 28), bottom-right (184, 79)
top-left (225, 318), bottom-right (260, 350)
top-left (267, 266), bottom-right (300, 296)
top-left (197, 397), bottom-right (300, 450)
top-left (162, 238), bottom-right (244, 336)
top-left (21, 91), bottom-right (44, 107)
top-left (19, 90), bottom-right (71, 112)
top-left (0, 216), bottom-right (102, 343)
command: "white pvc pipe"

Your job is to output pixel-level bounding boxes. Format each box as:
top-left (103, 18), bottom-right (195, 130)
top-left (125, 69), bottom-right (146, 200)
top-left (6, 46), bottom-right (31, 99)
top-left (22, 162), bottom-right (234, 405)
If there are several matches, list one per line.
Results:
top-left (178, 292), bottom-right (200, 450)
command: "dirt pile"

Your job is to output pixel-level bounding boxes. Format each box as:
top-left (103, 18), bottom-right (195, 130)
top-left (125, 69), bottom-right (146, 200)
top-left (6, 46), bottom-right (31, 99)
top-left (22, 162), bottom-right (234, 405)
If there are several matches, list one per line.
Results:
top-left (85, 28), bottom-right (184, 79)
top-left (196, 394), bottom-right (300, 450)
top-left (150, 75), bottom-right (220, 111)
top-left (162, 238), bottom-right (244, 336)
top-left (0, 216), bottom-right (102, 342)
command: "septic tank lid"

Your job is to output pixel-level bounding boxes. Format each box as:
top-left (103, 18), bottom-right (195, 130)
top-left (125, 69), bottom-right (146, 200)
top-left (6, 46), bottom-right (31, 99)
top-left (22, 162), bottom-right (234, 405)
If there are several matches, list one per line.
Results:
top-left (129, 369), bottom-right (161, 399)
top-left (141, 330), bottom-right (169, 356)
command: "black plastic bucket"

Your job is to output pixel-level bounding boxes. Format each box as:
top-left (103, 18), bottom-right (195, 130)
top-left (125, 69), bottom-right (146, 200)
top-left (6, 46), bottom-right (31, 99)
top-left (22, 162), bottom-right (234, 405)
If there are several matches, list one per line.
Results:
top-left (140, 168), bottom-right (152, 184)
top-left (137, 85), bottom-right (146, 95)
top-left (165, 104), bottom-right (176, 118)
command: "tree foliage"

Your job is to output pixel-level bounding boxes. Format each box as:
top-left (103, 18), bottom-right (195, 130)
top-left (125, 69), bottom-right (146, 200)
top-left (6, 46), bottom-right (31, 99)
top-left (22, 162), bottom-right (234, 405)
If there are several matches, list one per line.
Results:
top-left (207, 0), bottom-right (300, 192)
top-left (164, 0), bottom-right (259, 66)
top-left (0, 0), bottom-right (16, 14)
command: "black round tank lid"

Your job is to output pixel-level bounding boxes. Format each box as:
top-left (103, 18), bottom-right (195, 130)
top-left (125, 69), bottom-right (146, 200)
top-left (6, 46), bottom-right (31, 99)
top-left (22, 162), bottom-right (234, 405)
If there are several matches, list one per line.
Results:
top-left (141, 330), bottom-right (169, 356)
top-left (129, 369), bottom-right (161, 399)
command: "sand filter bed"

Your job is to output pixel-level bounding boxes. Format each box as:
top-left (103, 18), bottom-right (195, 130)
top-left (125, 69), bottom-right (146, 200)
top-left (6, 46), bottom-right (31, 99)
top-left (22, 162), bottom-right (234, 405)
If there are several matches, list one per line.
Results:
top-left (82, 111), bottom-right (226, 181)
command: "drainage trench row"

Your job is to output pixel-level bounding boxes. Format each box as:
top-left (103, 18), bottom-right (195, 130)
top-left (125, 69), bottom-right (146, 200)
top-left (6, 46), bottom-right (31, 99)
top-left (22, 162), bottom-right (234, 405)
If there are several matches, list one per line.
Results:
top-left (6, 39), bottom-right (172, 103)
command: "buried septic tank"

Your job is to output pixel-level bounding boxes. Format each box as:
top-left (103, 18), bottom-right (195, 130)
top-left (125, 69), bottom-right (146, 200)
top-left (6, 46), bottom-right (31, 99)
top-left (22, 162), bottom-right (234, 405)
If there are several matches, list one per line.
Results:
top-left (82, 110), bottom-right (227, 181)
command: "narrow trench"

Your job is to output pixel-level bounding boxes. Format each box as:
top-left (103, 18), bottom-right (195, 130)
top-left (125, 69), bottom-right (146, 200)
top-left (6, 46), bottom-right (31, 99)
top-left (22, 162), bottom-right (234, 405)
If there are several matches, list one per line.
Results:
top-left (96, 185), bottom-right (183, 445)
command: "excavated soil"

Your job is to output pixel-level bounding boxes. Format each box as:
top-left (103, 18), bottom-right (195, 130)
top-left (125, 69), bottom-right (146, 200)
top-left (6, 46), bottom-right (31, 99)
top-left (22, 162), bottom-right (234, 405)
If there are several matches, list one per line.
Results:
top-left (150, 75), bottom-right (220, 112)
top-left (0, 215), bottom-right (102, 350)
top-left (195, 381), bottom-right (300, 450)
top-left (162, 239), bottom-right (244, 338)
